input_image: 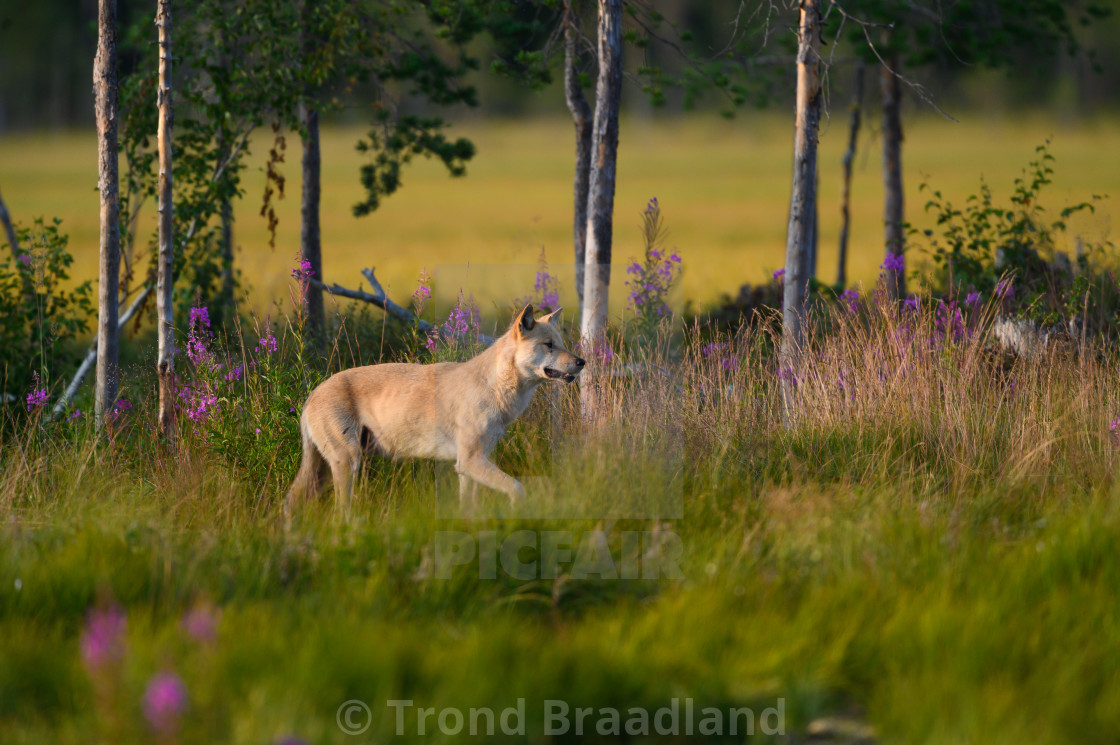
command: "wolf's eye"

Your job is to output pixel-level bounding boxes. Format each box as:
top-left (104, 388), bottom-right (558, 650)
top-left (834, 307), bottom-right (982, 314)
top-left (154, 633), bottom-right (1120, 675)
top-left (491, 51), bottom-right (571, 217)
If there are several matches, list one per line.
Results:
top-left (546, 341), bottom-right (554, 350)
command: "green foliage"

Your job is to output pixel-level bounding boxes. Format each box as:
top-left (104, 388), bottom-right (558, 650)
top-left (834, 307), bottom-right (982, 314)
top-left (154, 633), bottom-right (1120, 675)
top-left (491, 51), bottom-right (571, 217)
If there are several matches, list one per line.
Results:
top-left (823, 0), bottom-right (1111, 72)
top-left (0, 218), bottom-right (93, 396)
top-left (916, 142), bottom-right (1116, 331)
top-left (353, 115), bottom-right (476, 217)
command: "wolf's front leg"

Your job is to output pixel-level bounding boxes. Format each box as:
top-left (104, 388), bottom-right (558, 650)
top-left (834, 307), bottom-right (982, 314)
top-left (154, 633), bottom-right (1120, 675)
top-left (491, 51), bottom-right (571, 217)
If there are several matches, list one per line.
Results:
top-left (458, 473), bottom-right (480, 505)
top-left (456, 443), bottom-right (524, 504)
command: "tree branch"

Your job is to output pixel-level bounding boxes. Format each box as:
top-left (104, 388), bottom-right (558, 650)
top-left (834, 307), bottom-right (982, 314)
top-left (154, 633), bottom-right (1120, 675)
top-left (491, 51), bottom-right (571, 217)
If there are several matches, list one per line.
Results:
top-left (51, 284), bottom-right (154, 419)
top-left (311, 267), bottom-right (497, 345)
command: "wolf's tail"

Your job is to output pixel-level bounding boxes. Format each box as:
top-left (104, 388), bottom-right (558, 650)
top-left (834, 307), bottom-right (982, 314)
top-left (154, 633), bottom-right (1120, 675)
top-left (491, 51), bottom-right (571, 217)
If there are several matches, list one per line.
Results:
top-left (285, 411), bottom-right (324, 514)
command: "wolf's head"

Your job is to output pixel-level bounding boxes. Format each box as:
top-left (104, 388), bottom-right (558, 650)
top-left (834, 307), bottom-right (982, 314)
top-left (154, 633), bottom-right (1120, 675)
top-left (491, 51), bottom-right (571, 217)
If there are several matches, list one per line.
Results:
top-left (511, 304), bottom-right (585, 383)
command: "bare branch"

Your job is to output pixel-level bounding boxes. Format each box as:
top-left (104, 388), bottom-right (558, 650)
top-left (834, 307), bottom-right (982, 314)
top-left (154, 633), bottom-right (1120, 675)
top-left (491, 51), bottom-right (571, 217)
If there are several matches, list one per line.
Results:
top-left (310, 268), bottom-right (497, 346)
top-left (51, 284), bottom-right (154, 419)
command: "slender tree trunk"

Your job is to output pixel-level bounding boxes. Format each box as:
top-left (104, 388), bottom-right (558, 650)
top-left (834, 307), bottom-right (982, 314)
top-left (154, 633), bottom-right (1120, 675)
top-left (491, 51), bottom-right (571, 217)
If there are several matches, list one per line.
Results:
top-left (0, 188), bottom-right (34, 303)
top-left (300, 100), bottom-right (324, 344)
top-left (837, 62), bottom-right (864, 289)
top-left (579, 0), bottom-right (622, 418)
top-left (780, 0), bottom-right (821, 414)
top-left (564, 0), bottom-right (592, 313)
top-left (218, 192), bottom-right (234, 313)
top-left (882, 51), bottom-right (905, 299)
top-left (94, 0), bottom-right (120, 423)
top-left (156, 0), bottom-right (175, 441)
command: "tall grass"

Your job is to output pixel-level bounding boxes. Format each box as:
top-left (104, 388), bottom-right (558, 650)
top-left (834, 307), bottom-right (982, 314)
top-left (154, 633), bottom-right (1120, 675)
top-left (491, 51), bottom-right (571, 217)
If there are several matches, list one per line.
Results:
top-left (2, 299), bottom-right (1119, 743)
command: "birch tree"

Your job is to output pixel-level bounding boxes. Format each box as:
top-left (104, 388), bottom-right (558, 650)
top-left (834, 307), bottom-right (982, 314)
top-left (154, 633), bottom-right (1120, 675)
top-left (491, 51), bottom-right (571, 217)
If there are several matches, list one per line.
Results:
top-left (156, 0), bottom-right (174, 440)
top-left (94, 0), bottom-right (120, 422)
top-left (563, 0), bottom-right (592, 311)
top-left (837, 63), bottom-right (864, 289)
top-left (579, 0), bottom-right (622, 416)
top-left (827, 0), bottom-right (1106, 300)
top-left (780, 0), bottom-right (822, 411)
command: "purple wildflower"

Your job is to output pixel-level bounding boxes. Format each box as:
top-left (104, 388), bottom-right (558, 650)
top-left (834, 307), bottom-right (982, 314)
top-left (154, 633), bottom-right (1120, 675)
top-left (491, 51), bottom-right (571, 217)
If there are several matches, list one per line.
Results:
top-left (185, 392), bottom-right (219, 423)
top-left (533, 250), bottom-right (561, 309)
top-left (412, 268), bottom-right (432, 311)
top-left (25, 385), bottom-right (48, 412)
top-left (842, 288), bottom-right (859, 313)
top-left (772, 268), bottom-right (785, 283)
top-left (224, 364), bottom-right (243, 383)
top-left (143, 672), bottom-right (188, 733)
top-left (644, 197), bottom-right (658, 214)
top-left (181, 603), bottom-right (219, 644)
top-left (189, 306), bottom-right (210, 330)
top-left (903, 296), bottom-right (920, 313)
top-left (995, 277), bottom-right (1014, 299)
top-left (257, 329), bottom-right (278, 355)
top-left (80, 605), bottom-right (127, 671)
top-left (291, 258), bottom-right (315, 281)
top-left (881, 253), bottom-right (905, 273)
top-left (68, 408), bottom-right (82, 422)
top-left (966, 291), bottom-right (982, 306)
top-left (187, 303), bottom-right (213, 366)
top-left (17, 253), bottom-right (32, 265)
top-left (936, 299), bottom-right (966, 341)
top-left (1110, 417), bottom-right (1120, 435)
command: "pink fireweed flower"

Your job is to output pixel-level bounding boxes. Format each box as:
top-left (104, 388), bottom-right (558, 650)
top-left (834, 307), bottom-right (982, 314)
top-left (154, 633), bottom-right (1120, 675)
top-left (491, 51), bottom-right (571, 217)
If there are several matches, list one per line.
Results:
top-left (256, 329), bottom-right (278, 355)
top-left (187, 303), bottom-right (213, 366)
top-left (412, 268), bottom-right (432, 312)
top-left (772, 268), bottom-right (785, 283)
top-left (1110, 418), bottom-right (1120, 436)
top-left (224, 364), bottom-right (243, 383)
top-left (68, 408), bottom-right (82, 422)
top-left (291, 258), bottom-right (315, 281)
top-left (533, 249), bottom-right (560, 309)
top-left (81, 605), bottom-right (127, 671)
top-left (842, 288), bottom-right (860, 313)
top-left (143, 672), bottom-right (187, 733)
top-left (18, 253), bottom-right (32, 265)
top-left (25, 385), bottom-right (48, 411)
top-left (881, 252), bottom-right (905, 273)
top-left (181, 603), bottom-right (220, 644)
top-left (995, 277), bottom-right (1014, 299)
top-left (966, 290), bottom-right (982, 306)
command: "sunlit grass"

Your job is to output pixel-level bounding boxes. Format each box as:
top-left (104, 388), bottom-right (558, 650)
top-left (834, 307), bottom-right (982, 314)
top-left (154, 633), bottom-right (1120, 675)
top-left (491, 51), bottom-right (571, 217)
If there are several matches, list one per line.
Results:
top-left (3, 297), bottom-right (1120, 742)
top-left (0, 113), bottom-right (1116, 315)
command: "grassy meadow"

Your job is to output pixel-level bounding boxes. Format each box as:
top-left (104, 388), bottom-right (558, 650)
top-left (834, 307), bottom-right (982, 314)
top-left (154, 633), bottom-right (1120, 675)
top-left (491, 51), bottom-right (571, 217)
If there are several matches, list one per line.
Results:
top-left (3, 111), bottom-right (1120, 744)
top-left (4, 294), bottom-right (1120, 742)
top-left (0, 113), bottom-right (1117, 311)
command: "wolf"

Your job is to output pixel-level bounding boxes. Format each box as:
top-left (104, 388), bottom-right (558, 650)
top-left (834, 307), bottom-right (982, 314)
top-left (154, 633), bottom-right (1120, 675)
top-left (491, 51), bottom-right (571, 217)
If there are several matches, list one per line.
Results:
top-left (285, 304), bottom-right (584, 515)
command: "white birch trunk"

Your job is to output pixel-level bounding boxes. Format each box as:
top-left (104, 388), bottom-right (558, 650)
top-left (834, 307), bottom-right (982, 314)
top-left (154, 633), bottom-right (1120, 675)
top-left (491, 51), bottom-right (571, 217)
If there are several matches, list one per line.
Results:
top-left (780, 0), bottom-right (822, 415)
top-left (156, 0), bottom-right (175, 440)
top-left (579, 0), bottom-right (622, 419)
top-left (94, 0), bottom-right (120, 423)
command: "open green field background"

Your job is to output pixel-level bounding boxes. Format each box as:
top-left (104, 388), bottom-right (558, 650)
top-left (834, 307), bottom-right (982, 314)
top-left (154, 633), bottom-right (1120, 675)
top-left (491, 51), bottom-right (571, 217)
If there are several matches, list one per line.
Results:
top-left (1, 112), bottom-right (1117, 312)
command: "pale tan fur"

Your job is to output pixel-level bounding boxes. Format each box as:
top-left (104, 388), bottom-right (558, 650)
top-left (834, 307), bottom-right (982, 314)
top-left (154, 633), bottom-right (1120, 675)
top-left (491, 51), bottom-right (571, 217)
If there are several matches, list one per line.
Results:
top-left (285, 305), bottom-right (584, 515)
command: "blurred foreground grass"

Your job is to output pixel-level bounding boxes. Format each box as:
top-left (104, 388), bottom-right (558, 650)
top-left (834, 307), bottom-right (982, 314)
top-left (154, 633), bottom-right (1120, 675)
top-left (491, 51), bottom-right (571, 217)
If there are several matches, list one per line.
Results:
top-left (0, 113), bottom-right (1116, 312)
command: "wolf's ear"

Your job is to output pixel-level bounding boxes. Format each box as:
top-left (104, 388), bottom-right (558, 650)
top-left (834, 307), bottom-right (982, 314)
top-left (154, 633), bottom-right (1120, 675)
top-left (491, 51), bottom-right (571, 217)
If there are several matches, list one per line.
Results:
top-left (539, 307), bottom-right (563, 325)
top-left (514, 304), bottom-right (535, 335)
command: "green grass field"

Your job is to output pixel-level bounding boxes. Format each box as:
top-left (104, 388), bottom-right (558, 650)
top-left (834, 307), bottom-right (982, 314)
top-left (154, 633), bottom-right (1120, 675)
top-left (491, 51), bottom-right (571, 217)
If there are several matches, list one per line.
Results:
top-left (3, 111), bottom-right (1120, 744)
top-left (0, 113), bottom-right (1116, 311)
top-left (4, 296), bottom-right (1120, 743)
